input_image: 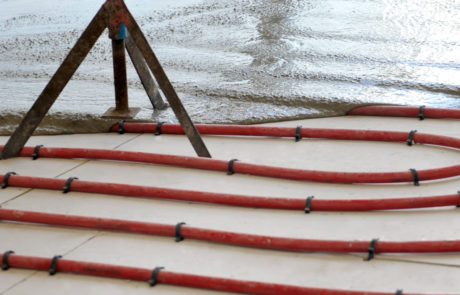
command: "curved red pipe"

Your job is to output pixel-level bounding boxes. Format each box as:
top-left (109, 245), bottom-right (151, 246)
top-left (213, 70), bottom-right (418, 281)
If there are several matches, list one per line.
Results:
top-left (1, 208), bottom-right (460, 254)
top-left (2, 144), bottom-right (459, 184)
top-left (108, 123), bottom-right (460, 183)
top-left (3, 174), bottom-right (460, 211)
top-left (348, 105), bottom-right (460, 119)
top-left (110, 123), bottom-right (460, 150)
top-left (6, 253), bottom-right (429, 295)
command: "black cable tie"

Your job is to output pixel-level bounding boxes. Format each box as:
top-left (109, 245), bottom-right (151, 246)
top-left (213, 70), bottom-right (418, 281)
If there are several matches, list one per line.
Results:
top-left (118, 120), bottom-right (125, 134)
top-left (62, 177), bottom-right (78, 194)
top-left (1, 172), bottom-right (17, 189)
top-left (1, 250), bottom-right (14, 271)
top-left (227, 159), bottom-right (238, 175)
top-left (395, 289), bottom-right (403, 295)
top-left (364, 238), bottom-right (379, 261)
top-left (154, 122), bottom-right (165, 136)
top-left (456, 191), bottom-right (460, 208)
top-left (406, 130), bottom-right (417, 146)
top-left (32, 145), bottom-right (43, 160)
top-left (48, 255), bottom-right (62, 275)
top-left (409, 168), bottom-right (419, 186)
top-left (175, 222), bottom-right (186, 242)
top-left (149, 266), bottom-right (164, 286)
top-left (304, 196), bottom-right (314, 214)
top-left (295, 125), bottom-right (302, 142)
top-left (418, 105), bottom-right (425, 120)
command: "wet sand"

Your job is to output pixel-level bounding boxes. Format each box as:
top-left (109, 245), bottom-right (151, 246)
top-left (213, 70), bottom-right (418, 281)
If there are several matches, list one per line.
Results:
top-left (1, 0), bottom-right (459, 134)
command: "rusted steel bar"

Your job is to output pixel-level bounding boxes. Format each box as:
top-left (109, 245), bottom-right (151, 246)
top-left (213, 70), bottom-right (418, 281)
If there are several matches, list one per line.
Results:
top-left (120, 5), bottom-right (211, 158)
top-left (112, 38), bottom-right (129, 112)
top-left (103, 6), bottom-right (140, 119)
top-left (125, 35), bottom-right (167, 110)
top-left (0, 6), bottom-right (108, 160)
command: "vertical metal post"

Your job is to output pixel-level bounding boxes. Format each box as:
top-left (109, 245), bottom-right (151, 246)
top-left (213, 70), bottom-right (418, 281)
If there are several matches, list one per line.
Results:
top-left (112, 38), bottom-right (129, 112)
top-left (102, 23), bottom-right (140, 119)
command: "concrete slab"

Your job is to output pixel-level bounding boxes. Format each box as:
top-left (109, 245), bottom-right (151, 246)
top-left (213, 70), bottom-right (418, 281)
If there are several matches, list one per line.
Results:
top-left (0, 269), bottom-right (34, 294)
top-left (0, 187), bottom-right (30, 205)
top-left (115, 133), bottom-right (459, 172)
top-left (0, 158), bottom-right (85, 179)
top-left (63, 233), bottom-right (460, 293)
top-left (0, 223), bottom-right (97, 257)
top-left (3, 271), bottom-right (235, 295)
top-left (54, 153), bottom-right (460, 199)
top-left (0, 133), bottom-right (139, 204)
top-left (0, 223), bottom-right (98, 293)
top-left (1, 116), bottom-right (459, 294)
top-left (3, 189), bottom-right (459, 242)
top-left (0, 158), bottom-right (84, 204)
top-left (271, 116), bottom-right (460, 138)
top-left (4, 188), bottom-right (460, 267)
top-left (0, 133), bottom-right (140, 149)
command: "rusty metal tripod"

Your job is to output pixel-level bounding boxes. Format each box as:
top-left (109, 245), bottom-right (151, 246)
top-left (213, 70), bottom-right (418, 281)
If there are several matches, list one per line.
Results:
top-left (1, 0), bottom-right (211, 159)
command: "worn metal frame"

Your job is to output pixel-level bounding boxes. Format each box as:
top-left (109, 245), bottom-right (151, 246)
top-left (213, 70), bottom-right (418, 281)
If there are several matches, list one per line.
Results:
top-left (1, 0), bottom-right (210, 159)
top-left (125, 34), bottom-right (167, 110)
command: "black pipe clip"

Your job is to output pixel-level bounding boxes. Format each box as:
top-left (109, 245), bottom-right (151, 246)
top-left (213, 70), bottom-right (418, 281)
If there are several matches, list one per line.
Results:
top-left (32, 145), bottom-right (44, 160)
top-left (149, 266), bottom-right (164, 286)
top-left (457, 191), bottom-right (460, 208)
top-left (364, 238), bottom-right (379, 261)
top-left (175, 222), bottom-right (186, 242)
top-left (406, 130), bottom-right (417, 146)
top-left (49, 255), bottom-right (62, 275)
top-left (2, 172), bottom-right (17, 189)
top-left (409, 169), bottom-right (419, 186)
top-left (304, 196), bottom-right (314, 214)
top-left (395, 289), bottom-right (403, 295)
top-left (118, 120), bottom-right (125, 134)
top-left (295, 126), bottom-right (302, 142)
top-left (154, 122), bottom-right (165, 136)
top-left (1, 250), bottom-right (14, 271)
top-left (418, 105), bottom-right (425, 120)
top-left (62, 177), bottom-right (78, 194)
top-left (227, 159), bottom-right (238, 175)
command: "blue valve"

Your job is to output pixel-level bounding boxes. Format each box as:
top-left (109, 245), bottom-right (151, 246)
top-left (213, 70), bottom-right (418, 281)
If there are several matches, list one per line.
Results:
top-left (116, 23), bottom-right (127, 40)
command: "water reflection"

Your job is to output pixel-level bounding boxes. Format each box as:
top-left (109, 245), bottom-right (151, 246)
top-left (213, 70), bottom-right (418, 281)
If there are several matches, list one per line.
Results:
top-left (243, 0), bottom-right (460, 103)
top-left (383, 0), bottom-right (460, 93)
top-left (0, 0), bottom-right (459, 129)
top-left (249, 0), bottom-right (308, 67)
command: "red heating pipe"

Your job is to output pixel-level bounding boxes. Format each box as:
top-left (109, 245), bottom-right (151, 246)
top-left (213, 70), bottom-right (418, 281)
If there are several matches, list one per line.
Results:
top-left (1, 208), bottom-right (460, 254)
top-left (348, 105), bottom-right (460, 119)
top-left (2, 174), bottom-right (460, 211)
top-left (107, 123), bottom-right (460, 183)
top-left (1, 143), bottom-right (459, 184)
top-left (110, 123), bottom-right (460, 148)
top-left (4, 253), bottom-right (431, 295)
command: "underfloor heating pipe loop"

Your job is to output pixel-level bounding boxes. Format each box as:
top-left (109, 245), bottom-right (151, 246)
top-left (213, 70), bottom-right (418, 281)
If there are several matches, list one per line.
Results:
top-left (110, 122), bottom-right (460, 152)
top-left (1, 208), bottom-right (460, 254)
top-left (2, 141), bottom-right (460, 184)
top-left (2, 173), bottom-right (460, 211)
top-left (106, 123), bottom-right (460, 183)
top-left (3, 253), bottom-right (422, 295)
top-left (347, 105), bottom-right (460, 119)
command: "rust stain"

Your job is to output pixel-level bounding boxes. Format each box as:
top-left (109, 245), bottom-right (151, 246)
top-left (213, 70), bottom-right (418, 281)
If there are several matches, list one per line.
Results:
top-left (105, 0), bottom-right (131, 39)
